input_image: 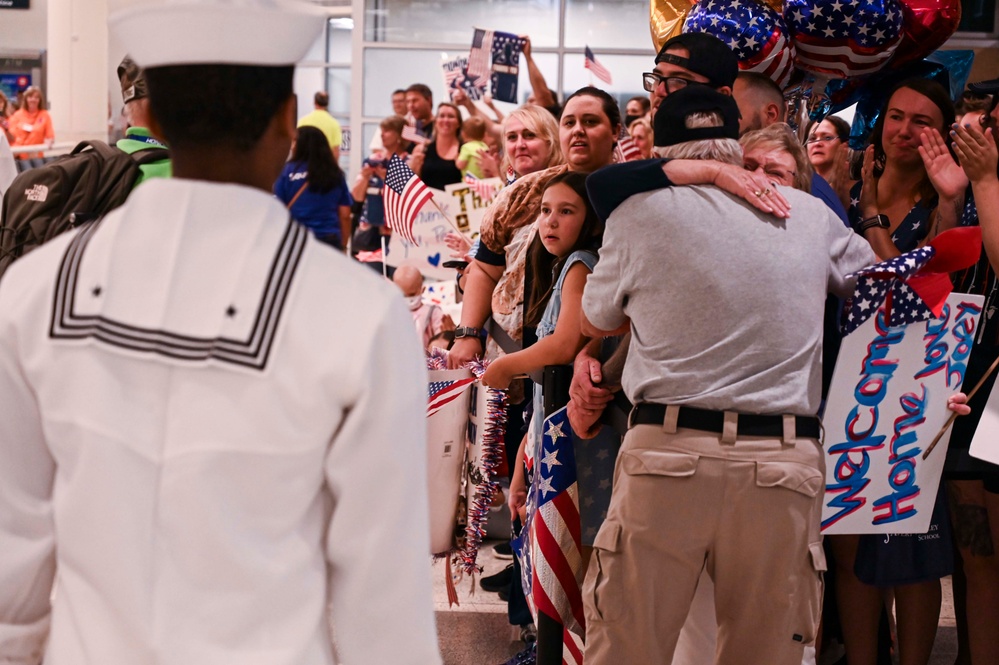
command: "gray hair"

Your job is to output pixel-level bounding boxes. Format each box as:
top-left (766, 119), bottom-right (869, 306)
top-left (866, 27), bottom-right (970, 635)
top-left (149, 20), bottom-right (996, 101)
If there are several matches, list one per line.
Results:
top-left (652, 111), bottom-right (742, 166)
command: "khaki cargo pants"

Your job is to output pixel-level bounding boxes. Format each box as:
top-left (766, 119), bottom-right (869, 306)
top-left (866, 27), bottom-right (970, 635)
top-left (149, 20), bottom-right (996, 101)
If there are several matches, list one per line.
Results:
top-left (582, 407), bottom-right (827, 665)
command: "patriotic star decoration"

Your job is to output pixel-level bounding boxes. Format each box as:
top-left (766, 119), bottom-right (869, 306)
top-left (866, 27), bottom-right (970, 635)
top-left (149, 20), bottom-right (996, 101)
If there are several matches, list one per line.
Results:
top-left (841, 246), bottom-right (936, 335)
top-left (684, 0), bottom-right (796, 87)
top-left (784, 0), bottom-right (902, 47)
top-left (546, 419), bottom-right (566, 441)
top-left (541, 446), bottom-right (562, 472)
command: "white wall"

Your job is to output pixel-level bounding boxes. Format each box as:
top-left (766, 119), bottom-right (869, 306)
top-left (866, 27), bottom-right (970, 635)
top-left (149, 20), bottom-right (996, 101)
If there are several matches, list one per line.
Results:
top-left (0, 0), bottom-right (48, 52)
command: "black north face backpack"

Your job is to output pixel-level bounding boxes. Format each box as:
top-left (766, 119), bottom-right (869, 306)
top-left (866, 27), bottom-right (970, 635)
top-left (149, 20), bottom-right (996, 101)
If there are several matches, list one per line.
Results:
top-left (0, 140), bottom-right (168, 278)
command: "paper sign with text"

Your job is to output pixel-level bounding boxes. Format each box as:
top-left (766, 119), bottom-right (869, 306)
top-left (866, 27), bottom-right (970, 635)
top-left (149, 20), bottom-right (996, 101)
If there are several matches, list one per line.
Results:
top-left (822, 293), bottom-right (984, 534)
top-left (969, 357), bottom-right (999, 466)
top-left (385, 181), bottom-right (496, 281)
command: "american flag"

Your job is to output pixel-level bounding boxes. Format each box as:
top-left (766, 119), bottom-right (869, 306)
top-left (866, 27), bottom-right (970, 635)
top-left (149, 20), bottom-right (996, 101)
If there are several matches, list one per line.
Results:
top-left (468, 28), bottom-right (493, 79)
top-left (683, 0), bottom-right (796, 87)
top-left (464, 173), bottom-right (499, 202)
top-left (841, 247), bottom-right (937, 335)
top-left (384, 154), bottom-right (434, 246)
top-left (784, 0), bottom-right (903, 78)
top-left (584, 46), bottom-right (612, 86)
top-left (402, 124), bottom-right (429, 146)
top-left (521, 407), bottom-right (585, 642)
top-left (615, 125), bottom-right (642, 163)
top-left (427, 376), bottom-right (476, 418)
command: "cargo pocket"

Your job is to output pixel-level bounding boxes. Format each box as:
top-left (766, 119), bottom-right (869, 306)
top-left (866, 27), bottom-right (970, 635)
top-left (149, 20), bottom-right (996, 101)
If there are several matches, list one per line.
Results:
top-left (620, 449), bottom-right (699, 477)
top-left (792, 541), bottom-right (827, 645)
top-left (755, 461), bottom-right (824, 498)
top-left (585, 520), bottom-right (624, 623)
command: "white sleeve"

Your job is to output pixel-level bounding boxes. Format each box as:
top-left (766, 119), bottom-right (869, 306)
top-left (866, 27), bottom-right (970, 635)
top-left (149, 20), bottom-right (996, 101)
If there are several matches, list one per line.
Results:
top-left (0, 311), bottom-right (55, 665)
top-left (323, 294), bottom-right (442, 665)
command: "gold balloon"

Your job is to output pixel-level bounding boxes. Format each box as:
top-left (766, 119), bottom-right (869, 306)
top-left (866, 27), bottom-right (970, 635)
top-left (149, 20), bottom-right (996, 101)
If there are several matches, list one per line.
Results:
top-left (759, 0), bottom-right (784, 12)
top-left (650, 0), bottom-right (693, 51)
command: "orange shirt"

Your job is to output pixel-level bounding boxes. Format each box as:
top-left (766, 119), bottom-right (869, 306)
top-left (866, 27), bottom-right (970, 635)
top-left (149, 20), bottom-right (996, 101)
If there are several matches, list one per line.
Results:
top-left (8, 108), bottom-right (54, 157)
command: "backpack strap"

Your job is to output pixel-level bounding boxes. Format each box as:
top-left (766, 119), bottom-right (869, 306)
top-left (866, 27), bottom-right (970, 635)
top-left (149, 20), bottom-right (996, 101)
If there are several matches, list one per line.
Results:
top-left (131, 147), bottom-right (170, 165)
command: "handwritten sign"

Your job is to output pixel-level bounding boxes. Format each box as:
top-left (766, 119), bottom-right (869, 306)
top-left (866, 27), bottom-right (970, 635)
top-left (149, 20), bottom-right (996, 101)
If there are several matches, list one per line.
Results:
top-left (441, 54), bottom-right (487, 102)
top-left (385, 181), bottom-right (495, 282)
top-left (822, 293), bottom-right (984, 534)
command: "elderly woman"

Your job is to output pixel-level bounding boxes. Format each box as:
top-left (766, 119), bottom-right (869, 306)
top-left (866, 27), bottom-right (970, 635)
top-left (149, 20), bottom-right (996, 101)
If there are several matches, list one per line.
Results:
top-left (807, 115), bottom-right (855, 210)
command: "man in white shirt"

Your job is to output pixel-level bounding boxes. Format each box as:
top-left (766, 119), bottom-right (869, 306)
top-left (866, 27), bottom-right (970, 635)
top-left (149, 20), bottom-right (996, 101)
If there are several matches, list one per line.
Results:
top-left (0, 2), bottom-right (442, 664)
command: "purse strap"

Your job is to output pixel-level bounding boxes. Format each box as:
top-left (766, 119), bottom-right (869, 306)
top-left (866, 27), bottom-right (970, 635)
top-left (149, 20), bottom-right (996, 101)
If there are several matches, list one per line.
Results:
top-left (286, 180), bottom-right (308, 209)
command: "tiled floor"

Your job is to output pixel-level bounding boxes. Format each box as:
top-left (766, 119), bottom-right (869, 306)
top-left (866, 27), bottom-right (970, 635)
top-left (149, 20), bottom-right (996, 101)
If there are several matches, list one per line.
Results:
top-left (435, 540), bottom-right (962, 665)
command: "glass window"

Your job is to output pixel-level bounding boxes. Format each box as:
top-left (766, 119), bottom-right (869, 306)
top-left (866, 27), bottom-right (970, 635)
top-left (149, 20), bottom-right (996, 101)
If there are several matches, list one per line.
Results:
top-left (363, 0), bottom-right (559, 47)
top-left (565, 0), bottom-right (655, 50)
top-left (328, 18), bottom-right (354, 64)
top-left (561, 52), bottom-right (653, 100)
top-left (959, 0), bottom-right (996, 33)
top-left (326, 66), bottom-right (351, 116)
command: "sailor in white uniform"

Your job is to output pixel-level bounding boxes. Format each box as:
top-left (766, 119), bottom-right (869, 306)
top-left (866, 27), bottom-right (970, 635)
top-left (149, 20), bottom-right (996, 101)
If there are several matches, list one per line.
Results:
top-left (0, 2), bottom-right (442, 664)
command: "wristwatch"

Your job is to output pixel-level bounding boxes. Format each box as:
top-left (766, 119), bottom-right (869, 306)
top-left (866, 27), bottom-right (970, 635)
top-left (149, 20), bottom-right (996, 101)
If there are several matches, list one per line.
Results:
top-left (856, 214), bottom-right (890, 233)
top-left (454, 326), bottom-right (482, 340)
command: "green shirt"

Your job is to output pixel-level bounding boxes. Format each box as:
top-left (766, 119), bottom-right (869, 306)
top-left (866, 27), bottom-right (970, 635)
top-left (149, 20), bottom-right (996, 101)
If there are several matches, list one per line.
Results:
top-left (116, 127), bottom-right (171, 188)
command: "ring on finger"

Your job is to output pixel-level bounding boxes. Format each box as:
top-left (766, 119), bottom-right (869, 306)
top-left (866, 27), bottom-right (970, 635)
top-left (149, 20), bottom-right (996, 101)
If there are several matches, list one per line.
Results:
top-left (754, 189), bottom-right (764, 197)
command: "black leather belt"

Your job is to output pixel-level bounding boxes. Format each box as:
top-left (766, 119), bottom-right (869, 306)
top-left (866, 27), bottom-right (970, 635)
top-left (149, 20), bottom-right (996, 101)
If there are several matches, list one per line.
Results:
top-left (629, 403), bottom-right (820, 439)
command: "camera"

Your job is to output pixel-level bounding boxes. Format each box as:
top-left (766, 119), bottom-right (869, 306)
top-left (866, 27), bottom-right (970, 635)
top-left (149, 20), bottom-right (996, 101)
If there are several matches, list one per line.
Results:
top-left (363, 157), bottom-right (390, 169)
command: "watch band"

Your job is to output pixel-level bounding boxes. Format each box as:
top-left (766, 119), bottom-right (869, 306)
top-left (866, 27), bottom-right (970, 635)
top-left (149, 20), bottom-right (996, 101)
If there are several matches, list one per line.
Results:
top-left (454, 326), bottom-right (482, 340)
top-left (857, 214), bottom-right (890, 233)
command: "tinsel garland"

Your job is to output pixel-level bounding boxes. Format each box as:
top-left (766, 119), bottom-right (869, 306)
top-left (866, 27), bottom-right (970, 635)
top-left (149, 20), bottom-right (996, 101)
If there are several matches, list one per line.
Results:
top-left (424, 350), bottom-right (508, 580)
top-left (455, 356), bottom-right (508, 576)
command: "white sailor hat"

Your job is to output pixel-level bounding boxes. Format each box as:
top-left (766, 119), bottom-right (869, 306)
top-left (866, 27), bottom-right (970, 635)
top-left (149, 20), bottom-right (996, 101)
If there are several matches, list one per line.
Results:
top-left (109, 0), bottom-right (325, 69)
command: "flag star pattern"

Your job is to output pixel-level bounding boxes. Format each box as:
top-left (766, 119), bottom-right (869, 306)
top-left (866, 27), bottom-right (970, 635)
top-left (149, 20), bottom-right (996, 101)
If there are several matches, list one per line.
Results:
top-left (384, 154), bottom-right (434, 246)
top-left (784, 0), bottom-right (903, 78)
top-left (684, 0), bottom-right (796, 87)
top-left (490, 31), bottom-right (527, 103)
top-left (514, 406), bottom-right (585, 643)
top-left (841, 246), bottom-right (936, 335)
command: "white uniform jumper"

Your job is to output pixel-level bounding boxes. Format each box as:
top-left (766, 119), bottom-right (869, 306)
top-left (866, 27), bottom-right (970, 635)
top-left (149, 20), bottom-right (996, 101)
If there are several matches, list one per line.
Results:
top-left (0, 179), bottom-right (441, 665)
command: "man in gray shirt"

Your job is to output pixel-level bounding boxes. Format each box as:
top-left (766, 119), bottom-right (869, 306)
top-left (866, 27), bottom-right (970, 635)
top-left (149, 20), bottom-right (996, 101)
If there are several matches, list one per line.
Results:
top-left (579, 87), bottom-right (875, 665)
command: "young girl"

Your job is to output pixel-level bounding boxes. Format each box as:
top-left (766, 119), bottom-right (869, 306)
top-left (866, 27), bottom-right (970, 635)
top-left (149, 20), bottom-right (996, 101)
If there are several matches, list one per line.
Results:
top-left (481, 170), bottom-right (604, 526)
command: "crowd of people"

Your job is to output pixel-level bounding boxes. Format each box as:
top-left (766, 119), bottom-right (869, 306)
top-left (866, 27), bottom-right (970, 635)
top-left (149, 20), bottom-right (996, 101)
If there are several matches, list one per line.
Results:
top-left (1, 1), bottom-right (999, 664)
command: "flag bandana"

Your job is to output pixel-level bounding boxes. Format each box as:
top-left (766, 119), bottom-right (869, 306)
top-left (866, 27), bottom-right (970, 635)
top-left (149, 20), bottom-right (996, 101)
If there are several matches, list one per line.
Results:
top-left (514, 406), bottom-right (586, 638)
top-left (490, 31), bottom-right (527, 103)
top-left (384, 154), bottom-right (434, 246)
top-left (840, 227), bottom-right (983, 336)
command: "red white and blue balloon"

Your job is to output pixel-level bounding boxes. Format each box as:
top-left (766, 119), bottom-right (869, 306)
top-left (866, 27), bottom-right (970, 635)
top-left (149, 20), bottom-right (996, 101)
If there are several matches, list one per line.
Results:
top-left (683, 0), bottom-right (797, 88)
top-left (784, 0), bottom-right (904, 79)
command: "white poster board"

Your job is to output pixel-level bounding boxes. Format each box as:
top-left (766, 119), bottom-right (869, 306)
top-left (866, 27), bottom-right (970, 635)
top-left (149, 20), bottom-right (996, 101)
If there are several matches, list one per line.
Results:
top-left (385, 181), bottom-right (494, 282)
top-left (426, 369), bottom-right (475, 555)
top-left (969, 358), bottom-right (999, 465)
top-left (821, 293), bottom-right (984, 534)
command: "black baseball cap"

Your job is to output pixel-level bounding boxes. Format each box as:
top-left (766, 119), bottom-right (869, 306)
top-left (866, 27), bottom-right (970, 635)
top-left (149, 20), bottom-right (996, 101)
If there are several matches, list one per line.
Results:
top-left (968, 78), bottom-right (999, 95)
top-left (655, 32), bottom-right (739, 90)
top-left (653, 86), bottom-right (741, 147)
top-left (117, 55), bottom-right (146, 104)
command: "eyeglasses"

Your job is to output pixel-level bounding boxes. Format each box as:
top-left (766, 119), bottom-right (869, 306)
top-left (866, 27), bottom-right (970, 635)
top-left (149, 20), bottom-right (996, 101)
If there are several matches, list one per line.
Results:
top-left (805, 135), bottom-right (840, 144)
top-left (642, 72), bottom-right (705, 94)
top-left (744, 161), bottom-right (796, 184)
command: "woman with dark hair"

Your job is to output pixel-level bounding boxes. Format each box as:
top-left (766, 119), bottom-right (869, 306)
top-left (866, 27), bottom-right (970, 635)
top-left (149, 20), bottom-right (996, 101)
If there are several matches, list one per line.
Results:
top-left (274, 125), bottom-right (352, 249)
top-left (409, 102), bottom-right (464, 190)
top-left (807, 115), bottom-right (854, 208)
top-left (833, 77), bottom-right (965, 665)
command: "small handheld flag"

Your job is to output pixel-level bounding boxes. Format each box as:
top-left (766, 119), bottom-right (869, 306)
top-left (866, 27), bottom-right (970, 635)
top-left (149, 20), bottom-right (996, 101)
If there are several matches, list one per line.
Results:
top-left (384, 154), bottom-right (434, 246)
